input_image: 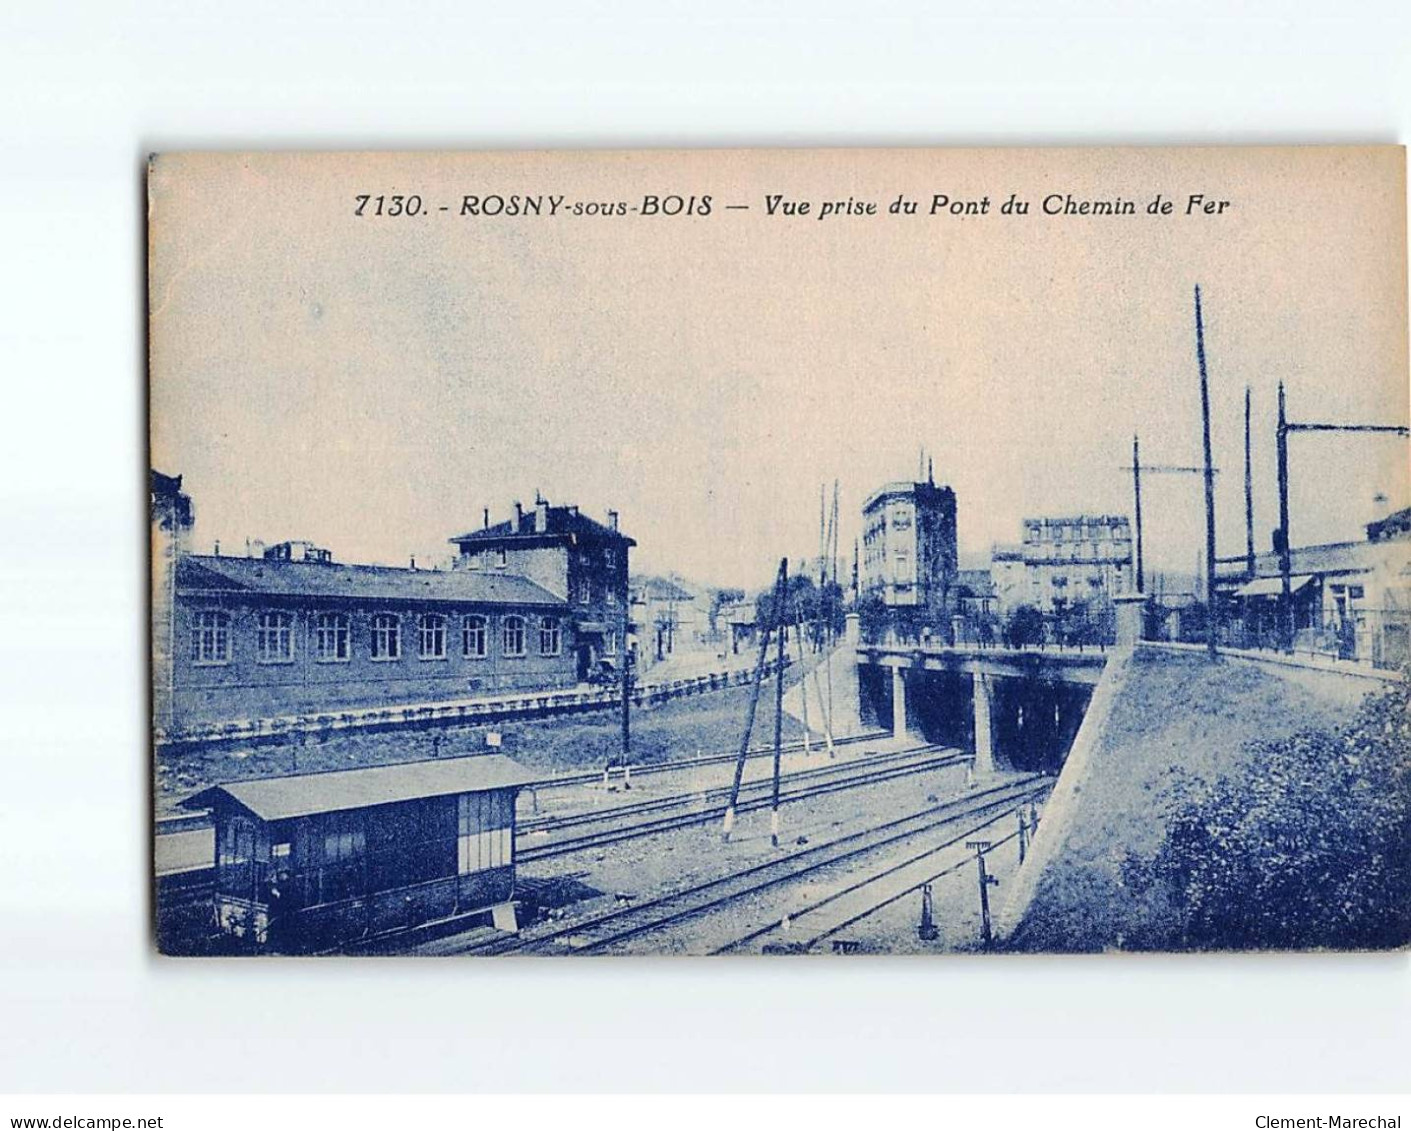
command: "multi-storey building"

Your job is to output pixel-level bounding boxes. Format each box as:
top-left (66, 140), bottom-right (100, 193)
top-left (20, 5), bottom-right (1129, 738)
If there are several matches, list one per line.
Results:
top-left (989, 543), bottom-right (1027, 614)
top-left (152, 471), bottom-right (195, 733)
top-left (860, 477), bottom-right (959, 631)
top-left (153, 477), bottom-right (633, 735)
top-left (1011, 515), bottom-right (1134, 615)
top-left (449, 495), bottom-right (636, 680)
top-left (167, 547), bottom-right (574, 732)
top-left (631, 575), bottom-right (709, 668)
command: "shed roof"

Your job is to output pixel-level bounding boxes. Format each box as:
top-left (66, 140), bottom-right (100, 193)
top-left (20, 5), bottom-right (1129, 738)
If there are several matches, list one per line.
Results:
top-left (178, 555), bottom-right (565, 608)
top-left (180, 755), bottom-right (538, 822)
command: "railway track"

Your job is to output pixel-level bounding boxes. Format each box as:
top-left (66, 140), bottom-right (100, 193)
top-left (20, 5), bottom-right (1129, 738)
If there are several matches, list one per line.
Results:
top-left (520, 729), bottom-right (889, 793)
top-left (440, 775), bottom-right (1049, 956)
top-left (154, 730), bottom-right (906, 911)
top-left (713, 806), bottom-right (1034, 954)
top-left (519, 742), bottom-right (949, 836)
top-left (518, 744), bottom-right (970, 862)
top-left (155, 729), bottom-right (890, 839)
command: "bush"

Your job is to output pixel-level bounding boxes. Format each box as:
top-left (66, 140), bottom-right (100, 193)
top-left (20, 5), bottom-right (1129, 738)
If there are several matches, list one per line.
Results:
top-left (1124, 676), bottom-right (1410, 950)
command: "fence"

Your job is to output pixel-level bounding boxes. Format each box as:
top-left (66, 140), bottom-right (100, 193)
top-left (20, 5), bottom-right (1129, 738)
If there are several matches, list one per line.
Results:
top-left (157, 656), bottom-right (794, 748)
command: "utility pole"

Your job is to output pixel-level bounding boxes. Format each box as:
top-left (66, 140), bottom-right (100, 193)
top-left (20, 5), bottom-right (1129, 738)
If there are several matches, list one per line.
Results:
top-left (793, 608), bottom-right (811, 756)
top-left (1274, 381), bottom-right (1409, 653)
top-left (1017, 807), bottom-right (1029, 865)
top-left (1276, 381), bottom-right (1293, 652)
top-left (1131, 434), bottom-right (1144, 594)
top-left (1244, 385), bottom-right (1256, 579)
top-left (918, 883), bottom-right (938, 941)
top-left (620, 603), bottom-right (633, 788)
top-left (827, 479), bottom-right (839, 716)
top-left (722, 559), bottom-right (787, 843)
top-left (966, 840), bottom-right (999, 948)
top-left (1121, 441), bottom-right (1211, 605)
top-left (1194, 284), bottom-right (1219, 660)
top-left (772, 559), bottom-right (788, 847)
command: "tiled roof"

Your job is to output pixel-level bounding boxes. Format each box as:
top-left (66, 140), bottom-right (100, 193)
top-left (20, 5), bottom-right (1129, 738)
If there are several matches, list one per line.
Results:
top-left (177, 554), bottom-right (565, 607)
top-left (450, 505), bottom-right (635, 547)
top-left (181, 755), bottom-right (537, 822)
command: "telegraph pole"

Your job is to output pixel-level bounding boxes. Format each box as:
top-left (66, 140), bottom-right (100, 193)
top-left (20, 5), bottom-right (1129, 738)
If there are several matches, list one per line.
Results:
top-left (1122, 440), bottom-right (1211, 605)
top-left (722, 559), bottom-right (787, 843)
top-left (1244, 385), bottom-right (1256, 579)
top-left (967, 840), bottom-right (999, 948)
top-left (1276, 381), bottom-right (1293, 651)
top-left (771, 559), bottom-right (788, 848)
top-left (1274, 381), bottom-right (1409, 653)
top-left (1195, 284), bottom-right (1219, 660)
top-left (620, 603), bottom-right (633, 787)
top-left (1131, 434), bottom-right (1144, 594)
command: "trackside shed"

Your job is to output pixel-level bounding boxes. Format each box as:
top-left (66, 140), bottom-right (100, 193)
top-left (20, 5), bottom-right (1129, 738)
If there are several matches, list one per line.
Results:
top-left (179, 755), bottom-right (536, 952)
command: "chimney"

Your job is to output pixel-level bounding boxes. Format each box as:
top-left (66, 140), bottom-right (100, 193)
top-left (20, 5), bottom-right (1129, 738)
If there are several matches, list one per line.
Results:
top-left (483, 507), bottom-right (490, 530)
top-left (607, 509), bottom-right (619, 532)
top-left (213, 539), bottom-right (221, 557)
top-left (536, 497), bottom-right (549, 533)
top-left (513, 501), bottom-right (523, 529)
top-left (410, 555), bottom-right (417, 571)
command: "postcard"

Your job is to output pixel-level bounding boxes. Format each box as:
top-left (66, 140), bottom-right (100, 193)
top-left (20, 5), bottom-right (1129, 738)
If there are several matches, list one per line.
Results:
top-left (148, 147), bottom-right (1409, 956)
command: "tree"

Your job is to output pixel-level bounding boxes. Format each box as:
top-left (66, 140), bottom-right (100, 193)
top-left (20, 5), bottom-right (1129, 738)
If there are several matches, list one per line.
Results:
top-left (1004, 603), bottom-right (1045, 648)
top-left (855, 592), bottom-right (890, 645)
top-left (708, 588), bottom-right (745, 635)
top-left (1123, 677), bottom-right (1411, 951)
top-left (755, 574), bottom-right (834, 641)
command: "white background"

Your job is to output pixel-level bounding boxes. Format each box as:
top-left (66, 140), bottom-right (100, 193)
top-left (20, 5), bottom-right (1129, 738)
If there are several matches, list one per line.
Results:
top-left (1, 0), bottom-right (1408, 1095)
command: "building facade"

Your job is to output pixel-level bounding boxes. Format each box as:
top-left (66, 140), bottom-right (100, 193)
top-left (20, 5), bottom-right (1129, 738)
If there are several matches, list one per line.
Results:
top-left (860, 477), bottom-right (959, 631)
top-left (152, 477), bottom-right (638, 735)
top-left (449, 495), bottom-right (635, 681)
top-left (168, 549), bottom-right (575, 731)
top-left (631, 575), bottom-right (711, 669)
top-left (1217, 525), bottom-right (1411, 666)
top-left (152, 471), bottom-right (194, 733)
top-left (1001, 515), bottom-right (1134, 616)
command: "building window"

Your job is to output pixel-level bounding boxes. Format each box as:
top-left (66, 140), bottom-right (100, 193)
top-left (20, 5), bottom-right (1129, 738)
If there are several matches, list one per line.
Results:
top-left (418, 613), bottom-right (447, 660)
top-left (605, 588), bottom-right (618, 607)
top-left (463, 614), bottom-right (488, 658)
top-left (496, 547), bottom-right (507, 568)
top-left (539, 616), bottom-right (562, 656)
top-left (256, 610), bottom-right (295, 664)
top-left (605, 630), bottom-right (617, 655)
top-left (192, 610), bottom-right (231, 665)
top-left (502, 615), bottom-right (525, 657)
top-left (313, 612), bottom-right (351, 662)
top-left (371, 613), bottom-right (400, 660)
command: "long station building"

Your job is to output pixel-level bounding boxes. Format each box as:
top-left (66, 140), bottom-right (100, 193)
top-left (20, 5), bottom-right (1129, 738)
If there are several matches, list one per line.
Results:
top-left (152, 473), bottom-right (635, 735)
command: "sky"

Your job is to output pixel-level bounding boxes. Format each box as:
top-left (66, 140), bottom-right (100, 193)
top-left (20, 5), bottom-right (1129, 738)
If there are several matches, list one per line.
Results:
top-left (149, 148), bottom-right (1409, 593)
